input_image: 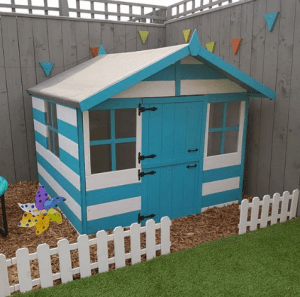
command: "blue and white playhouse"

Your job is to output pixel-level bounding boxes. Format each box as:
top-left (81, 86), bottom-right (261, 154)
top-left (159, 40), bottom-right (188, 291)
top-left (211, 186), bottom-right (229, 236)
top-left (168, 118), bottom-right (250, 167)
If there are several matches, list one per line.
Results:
top-left (27, 30), bottom-right (276, 235)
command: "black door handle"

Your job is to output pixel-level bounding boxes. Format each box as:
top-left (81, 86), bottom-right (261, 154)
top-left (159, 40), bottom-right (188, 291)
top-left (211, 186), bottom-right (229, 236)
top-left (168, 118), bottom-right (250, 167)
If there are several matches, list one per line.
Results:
top-left (188, 148), bottom-right (198, 152)
top-left (187, 164), bottom-right (197, 169)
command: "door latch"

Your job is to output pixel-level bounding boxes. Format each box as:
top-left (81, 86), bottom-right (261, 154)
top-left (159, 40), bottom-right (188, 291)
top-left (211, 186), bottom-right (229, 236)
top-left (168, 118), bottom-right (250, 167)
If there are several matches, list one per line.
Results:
top-left (188, 148), bottom-right (199, 153)
top-left (138, 152), bottom-right (157, 163)
top-left (138, 104), bottom-right (158, 116)
top-left (138, 169), bottom-right (156, 180)
top-left (187, 164), bottom-right (197, 169)
top-left (138, 213), bottom-right (156, 224)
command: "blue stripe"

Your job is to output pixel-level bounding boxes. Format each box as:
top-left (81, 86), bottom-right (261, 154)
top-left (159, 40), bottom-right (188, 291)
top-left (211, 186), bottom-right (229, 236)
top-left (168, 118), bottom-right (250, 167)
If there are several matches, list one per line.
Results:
top-left (181, 64), bottom-right (226, 79)
top-left (32, 108), bottom-right (46, 124)
top-left (203, 166), bottom-right (241, 183)
top-left (87, 210), bottom-right (140, 234)
top-left (175, 61), bottom-right (181, 96)
top-left (38, 173), bottom-right (82, 234)
top-left (144, 64), bottom-right (175, 81)
top-left (30, 95), bottom-right (77, 110)
top-left (59, 148), bottom-right (80, 175)
top-left (34, 131), bottom-right (48, 149)
top-left (86, 183), bottom-right (141, 206)
top-left (57, 119), bottom-right (78, 143)
top-left (201, 188), bottom-right (241, 208)
top-left (36, 152), bottom-right (81, 204)
top-left (209, 126), bottom-right (239, 132)
top-left (80, 45), bottom-right (191, 111)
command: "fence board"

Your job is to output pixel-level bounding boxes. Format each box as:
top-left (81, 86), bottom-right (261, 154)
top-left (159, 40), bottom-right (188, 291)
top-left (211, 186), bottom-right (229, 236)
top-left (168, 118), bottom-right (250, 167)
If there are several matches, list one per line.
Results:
top-left (270, 0), bottom-right (296, 194)
top-left (270, 192), bottom-right (280, 225)
top-left (17, 16), bottom-right (38, 182)
top-left (1, 15), bottom-right (30, 182)
top-left (62, 20), bottom-right (77, 71)
top-left (284, 0), bottom-right (300, 194)
top-left (0, 254), bottom-right (10, 297)
top-left (114, 226), bottom-right (125, 269)
top-left (0, 17), bottom-right (15, 184)
top-left (147, 26), bottom-right (159, 49)
top-left (101, 22), bottom-right (114, 54)
top-left (37, 244), bottom-right (53, 289)
top-left (137, 25), bottom-right (148, 51)
top-left (146, 219), bottom-right (155, 260)
top-left (219, 7), bottom-right (230, 62)
top-left (158, 26), bottom-right (166, 48)
top-left (16, 248), bottom-right (32, 293)
top-left (96, 230), bottom-right (109, 273)
top-left (125, 24), bottom-right (137, 52)
top-left (113, 24), bottom-right (126, 53)
top-left (255, 0), bottom-right (280, 198)
top-left (260, 195), bottom-right (270, 228)
top-left (161, 216), bottom-right (171, 255)
top-left (210, 10), bottom-right (220, 56)
top-left (130, 223), bottom-right (141, 265)
top-left (57, 239), bottom-right (73, 284)
top-left (78, 234), bottom-right (91, 278)
top-left (249, 197), bottom-right (259, 231)
top-left (75, 21), bottom-right (89, 65)
top-left (192, 15), bottom-right (202, 46)
top-left (200, 12), bottom-right (210, 47)
top-left (88, 22), bottom-right (101, 59)
top-left (229, 5), bottom-right (241, 68)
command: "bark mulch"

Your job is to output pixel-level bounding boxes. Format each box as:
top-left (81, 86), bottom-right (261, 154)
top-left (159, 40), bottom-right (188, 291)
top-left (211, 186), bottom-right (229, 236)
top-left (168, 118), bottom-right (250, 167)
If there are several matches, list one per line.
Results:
top-left (0, 181), bottom-right (255, 295)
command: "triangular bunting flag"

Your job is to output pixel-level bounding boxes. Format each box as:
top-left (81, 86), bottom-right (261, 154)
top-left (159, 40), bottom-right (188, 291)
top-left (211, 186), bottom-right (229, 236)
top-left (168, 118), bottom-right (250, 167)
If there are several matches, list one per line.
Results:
top-left (265, 12), bottom-right (279, 32)
top-left (98, 44), bottom-right (106, 55)
top-left (90, 47), bottom-right (99, 57)
top-left (230, 38), bottom-right (242, 55)
top-left (206, 41), bottom-right (216, 53)
top-left (138, 31), bottom-right (149, 44)
top-left (39, 62), bottom-right (54, 77)
top-left (183, 29), bottom-right (192, 43)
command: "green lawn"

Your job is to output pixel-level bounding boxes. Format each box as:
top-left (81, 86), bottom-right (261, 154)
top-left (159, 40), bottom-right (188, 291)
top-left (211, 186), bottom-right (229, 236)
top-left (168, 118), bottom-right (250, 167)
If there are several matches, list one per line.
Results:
top-left (16, 217), bottom-right (300, 297)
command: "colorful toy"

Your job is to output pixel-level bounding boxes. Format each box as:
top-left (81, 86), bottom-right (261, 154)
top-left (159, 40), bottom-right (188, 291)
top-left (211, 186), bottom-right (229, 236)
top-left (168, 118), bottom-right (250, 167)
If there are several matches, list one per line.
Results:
top-left (18, 185), bottom-right (66, 235)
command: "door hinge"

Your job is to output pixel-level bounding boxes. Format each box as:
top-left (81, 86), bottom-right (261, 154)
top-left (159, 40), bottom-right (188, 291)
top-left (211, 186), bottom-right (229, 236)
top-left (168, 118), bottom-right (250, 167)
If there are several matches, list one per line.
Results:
top-left (138, 169), bottom-right (156, 180)
top-left (138, 103), bottom-right (158, 116)
top-left (138, 152), bottom-right (157, 163)
top-left (138, 213), bottom-right (156, 224)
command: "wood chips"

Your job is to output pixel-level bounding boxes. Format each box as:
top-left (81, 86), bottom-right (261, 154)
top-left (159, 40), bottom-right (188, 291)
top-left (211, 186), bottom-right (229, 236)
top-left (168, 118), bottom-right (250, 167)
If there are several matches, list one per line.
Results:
top-left (0, 181), bottom-right (253, 295)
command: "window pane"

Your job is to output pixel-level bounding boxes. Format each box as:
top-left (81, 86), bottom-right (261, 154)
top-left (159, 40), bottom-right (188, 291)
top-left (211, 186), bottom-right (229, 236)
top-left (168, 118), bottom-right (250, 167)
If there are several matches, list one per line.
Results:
top-left (207, 132), bottom-right (221, 156)
top-left (115, 109), bottom-right (136, 139)
top-left (224, 130), bottom-right (239, 154)
top-left (54, 132), bottom-right (59, 157)
top-left (89, 110), bottom-right (110, 141)
top-left (116, 142), bottom-right (136, 170)
top-left (226, 101), bottom-right (240, 127)
top-left (90, 144), bottom-right (111, 174)
top-left (52, 104), bottom-right (58, 129)
top-left (209, 103), bottom-right (223, 128)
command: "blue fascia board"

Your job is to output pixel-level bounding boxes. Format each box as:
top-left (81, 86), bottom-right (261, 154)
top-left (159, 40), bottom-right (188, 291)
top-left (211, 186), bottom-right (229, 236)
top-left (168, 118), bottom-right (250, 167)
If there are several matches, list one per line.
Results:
top-left (79, 45), bottom-right (190, 112)
top-left (196, 46), bottom-right (276, 100)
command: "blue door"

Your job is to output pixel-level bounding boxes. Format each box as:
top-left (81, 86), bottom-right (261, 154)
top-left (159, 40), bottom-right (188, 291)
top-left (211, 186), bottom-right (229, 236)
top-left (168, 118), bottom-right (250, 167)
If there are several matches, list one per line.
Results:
top-left (140, 98), bottom-right (205, 224)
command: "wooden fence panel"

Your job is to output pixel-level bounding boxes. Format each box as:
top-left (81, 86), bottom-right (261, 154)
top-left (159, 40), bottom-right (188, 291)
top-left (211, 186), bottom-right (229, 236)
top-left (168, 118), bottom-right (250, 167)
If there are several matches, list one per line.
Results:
top-left (88, 21), bottom-right (101, 59)
top-left (125, 24), bottom-right (137, 52)
top-left (113, 23), bottom-right (126, 53)
top-left (101, 22), bottom-right (114, 53)
top-left (210, 10), bottom-right (220, 56)
top-left (158, 26), bottom-right (166, 48)
top-left (200, 12), bottom-right (210, 48)
top-left (62, 20), bottom-right (77, 71)
top-left (75, 21), bottom-right (89, 65)
top-left (147, 26), bottom-right (159, 49)
top-left (219, 8), bottom-right (230, 62)
top-left (229, 5), bottom-right (241, 68)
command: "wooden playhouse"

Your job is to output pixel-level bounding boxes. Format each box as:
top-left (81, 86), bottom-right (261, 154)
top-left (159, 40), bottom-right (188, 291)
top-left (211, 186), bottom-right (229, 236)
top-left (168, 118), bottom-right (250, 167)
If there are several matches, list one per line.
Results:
top-left (27, 30), bottom-right (276, 235)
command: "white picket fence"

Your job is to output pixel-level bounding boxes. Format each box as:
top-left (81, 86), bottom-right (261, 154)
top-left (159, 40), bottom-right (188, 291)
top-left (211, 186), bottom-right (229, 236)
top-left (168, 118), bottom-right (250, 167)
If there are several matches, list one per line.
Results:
top-left (238, 190), bottom-right (299, 235)
top-left (0, 216), bottom-right (171, 297)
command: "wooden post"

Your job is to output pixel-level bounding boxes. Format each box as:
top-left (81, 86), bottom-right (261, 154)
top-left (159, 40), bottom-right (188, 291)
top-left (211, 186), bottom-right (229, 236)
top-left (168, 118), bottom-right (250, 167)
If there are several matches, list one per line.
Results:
top-left (59, 0), bottom-right (69, 17)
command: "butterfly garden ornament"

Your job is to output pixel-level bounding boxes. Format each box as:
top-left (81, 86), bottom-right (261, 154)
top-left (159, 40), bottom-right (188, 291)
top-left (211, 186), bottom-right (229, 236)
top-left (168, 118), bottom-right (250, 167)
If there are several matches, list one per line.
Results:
top-left (18, 185), bottom-right (66, 235)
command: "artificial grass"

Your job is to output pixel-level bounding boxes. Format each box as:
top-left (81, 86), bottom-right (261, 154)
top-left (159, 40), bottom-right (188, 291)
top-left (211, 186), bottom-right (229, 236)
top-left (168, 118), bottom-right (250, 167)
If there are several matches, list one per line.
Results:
top-left (16, 217), bottom-right (300, 297)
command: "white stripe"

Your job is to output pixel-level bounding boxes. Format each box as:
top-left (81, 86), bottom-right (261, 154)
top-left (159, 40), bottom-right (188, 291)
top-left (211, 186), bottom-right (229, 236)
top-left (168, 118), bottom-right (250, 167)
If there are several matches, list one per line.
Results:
top-left (181, 79), bottom-right (247, 95)
top-left (180, 56), bottom-right (203, 64)
top-left (58, 133), bottom-right (79, 159)
top-left (33, 119), bottom-right (48, 137)
top-left (37, 163), bottom-right (82, 221)
top-left (32, 97), bottom-right (46, 112)
top-left (202, 177), bottom-right (240, 196)
top-left (36, 142), bottom-right (80, 191)
top-left (112, 81), bottom-right (175, 98)
top-left (201, 200), bottom-right (239, 212)
top-left (56, 104), bottom-right (77, 127)
top-left (87, 196), bottom-right (141, 221)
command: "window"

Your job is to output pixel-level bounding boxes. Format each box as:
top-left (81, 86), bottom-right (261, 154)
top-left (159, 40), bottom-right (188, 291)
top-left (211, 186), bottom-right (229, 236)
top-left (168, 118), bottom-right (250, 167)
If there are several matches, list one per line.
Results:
top-left (207, 101), bottom-right (240, 156)
top-left (45, 101), bottom-right (59, 157)
top-left (89, 109), bottom-right (137, 174)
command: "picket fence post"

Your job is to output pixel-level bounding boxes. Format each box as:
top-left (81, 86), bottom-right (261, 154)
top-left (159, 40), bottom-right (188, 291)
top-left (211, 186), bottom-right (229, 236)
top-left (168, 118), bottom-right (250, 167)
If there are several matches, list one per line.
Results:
top-left (130, 222), bottom-right (141, 265)
top-left (0, 254), bottom-right (10, 297)
top-left (37, 244), bottom-right (53, 289)
top-left (161, 216), bottom-right (172, 255)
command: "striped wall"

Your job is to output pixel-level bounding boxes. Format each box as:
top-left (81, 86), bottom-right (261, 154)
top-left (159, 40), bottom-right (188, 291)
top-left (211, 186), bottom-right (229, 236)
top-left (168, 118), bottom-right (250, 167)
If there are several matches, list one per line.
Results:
top-left (32, 97), bottom-right (83, 233)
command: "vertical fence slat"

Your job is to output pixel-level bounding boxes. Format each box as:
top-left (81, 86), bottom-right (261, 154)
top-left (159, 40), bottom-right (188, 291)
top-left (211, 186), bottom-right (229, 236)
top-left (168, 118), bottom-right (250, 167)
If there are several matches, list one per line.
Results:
top-left (57, 239), bottom-right (73, 284)
top-left (130, 223), bottom-right (141, 265)
top-left (37, 244), bottom-right (53, 289)
top-left (290, 189), bottom-right (299, 219)
top-left (16, 248), bottom-right (32, 293)
top-left (96, 230), bottom-right (109, 273)
top-left (249, 197), bottom-right (260, 231)
top-left (280, 191), bottom-right (290, 223)
top-left (260, 195), bottom-right (271, 228)
top-left (146, 219), bottom-right (156, 260)
top-left (0, 254), bottom-right (10, 297)
top-left (238, 199), bottom-right (249, 234)
top-left (161, 216), bottom-right (171, 255)
top-left (78, 234), bottom-right (91, 278)
top-left (114, 227), bottom-right (125, 269)
top-left (271, 193), bottom-right (280, 226)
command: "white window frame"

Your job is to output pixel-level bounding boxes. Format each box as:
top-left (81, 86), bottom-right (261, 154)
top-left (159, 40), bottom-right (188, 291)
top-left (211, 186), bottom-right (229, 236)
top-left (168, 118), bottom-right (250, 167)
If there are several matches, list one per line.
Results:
top-left (203, 101), bottom-right (246, 171)
top-left (83, 108), bottom-right (142, 191)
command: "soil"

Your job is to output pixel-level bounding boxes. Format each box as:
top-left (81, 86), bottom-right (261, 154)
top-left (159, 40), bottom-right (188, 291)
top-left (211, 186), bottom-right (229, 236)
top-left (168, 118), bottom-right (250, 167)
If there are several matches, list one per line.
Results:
top-left (0, 181), bottom-right (256, 295)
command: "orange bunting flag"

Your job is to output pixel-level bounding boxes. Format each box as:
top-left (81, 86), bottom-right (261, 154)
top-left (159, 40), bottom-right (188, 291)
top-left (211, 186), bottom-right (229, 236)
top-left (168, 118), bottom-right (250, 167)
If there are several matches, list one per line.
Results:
top-left (90, 47), bottom-right (100, 57)
top-left (183, 29), bottom-right (192, 43)
top-left (139, 31), bottom-right (149, 44)
top-left (206, 41), bottom-right (216, 53)
top-left (230, 38), bottom-right (242, 55)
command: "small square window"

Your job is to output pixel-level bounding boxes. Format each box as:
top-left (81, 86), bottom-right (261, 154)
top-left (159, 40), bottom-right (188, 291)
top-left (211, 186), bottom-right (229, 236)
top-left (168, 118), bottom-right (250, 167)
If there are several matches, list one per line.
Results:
top-left (207, 132), bottom-right (221, 156)
top-left (116, 142), bottom-right (136, 171)
top-left (224, 130), bottom-right (239, 154)
top-left (115, 109), bottom-right (136, 139)
top-left (46, 102), bottom-right (59, 157)
top-left (226, 101), bottom-right (240, 127)
top-left (209, 102), bottom-right (223, 128)
top-left (89, 110), bottom-right (110, 141)
top-left (90, 144), bottom-right (111, 174)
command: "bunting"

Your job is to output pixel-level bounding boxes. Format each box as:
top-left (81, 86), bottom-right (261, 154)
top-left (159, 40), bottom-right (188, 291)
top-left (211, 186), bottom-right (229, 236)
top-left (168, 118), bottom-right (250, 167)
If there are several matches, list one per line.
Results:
top-left (139, 31), bottom-right (149, 44)
top-left (98, 44), bottom-right (106, 55)
top-left (183, 29), bottom-right (192, 43)
top-left (265, 12), bottom-right (279, 32)
top-left (90, 47), bottom-right (99, 57)
top-left (39, 62), bottom-right (54, 77)
top-left (206, 41), bottom-right (216, 53)
top-left (230, 38), bottom-right (242, 55)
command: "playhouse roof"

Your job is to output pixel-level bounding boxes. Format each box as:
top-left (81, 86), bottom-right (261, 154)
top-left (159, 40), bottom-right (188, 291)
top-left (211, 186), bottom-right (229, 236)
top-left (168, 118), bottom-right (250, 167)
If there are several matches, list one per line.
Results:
top-left (27, 30), bottom-right (276, 112)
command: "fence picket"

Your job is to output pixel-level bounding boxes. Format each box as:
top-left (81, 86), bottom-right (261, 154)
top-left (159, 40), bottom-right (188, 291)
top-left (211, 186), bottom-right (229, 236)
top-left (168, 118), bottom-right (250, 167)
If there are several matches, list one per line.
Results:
top-left (146, 219), bottom-right (156, 261)
top-left (78, 234), bottom-right (91, 278)
top-left (271, 193), bottom-right (280, 226)
top-left (57, 239), bottom-right (73, 284)
top-left (280, 191), bottom-right (290, 223)
top-left (260, 195), bottom-right (271, 229)
top-left (96, 230), bottom-right (109, 273)
top-left (0, 254), bottom-right (10, 297)
top-left (161, 216), bottom-right (171, 255)
top-left (290, 189), bottom-right (299, 218)
top-left (130, 223), bottom-right (141, 265)
top-left (114, 226), bottom-right (125, 269)
top-left (238, 199), bottom-right (249, 234)
top-left (37, 244), bottom-right (53, 289)
top-left (249, 197), bottom-right (260, 231)
top-left (16, 248), bottom-right (32, 293)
